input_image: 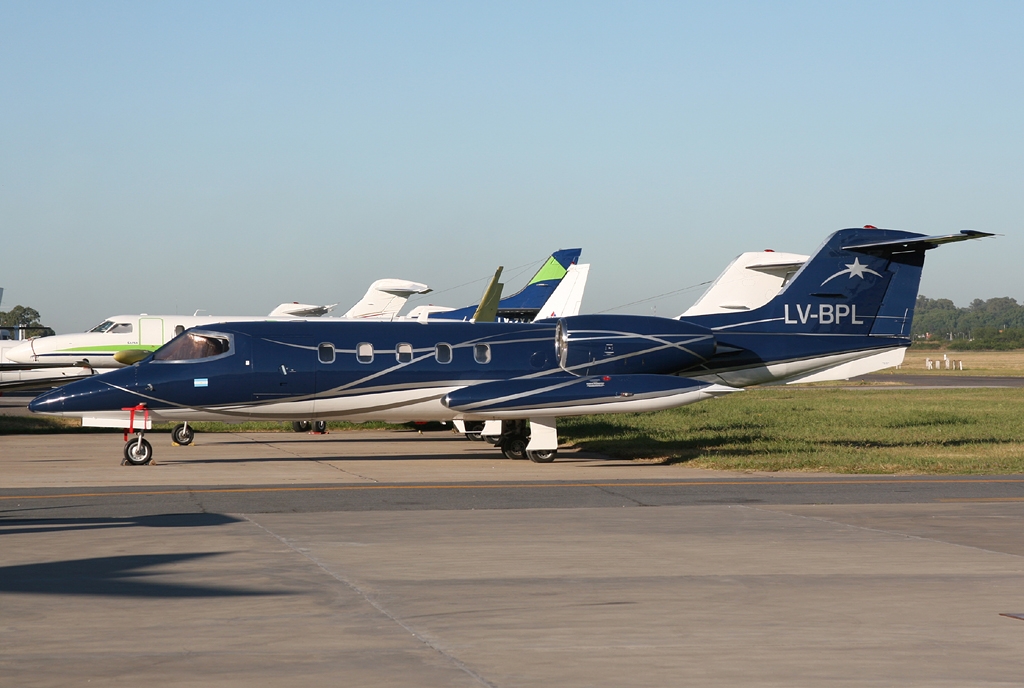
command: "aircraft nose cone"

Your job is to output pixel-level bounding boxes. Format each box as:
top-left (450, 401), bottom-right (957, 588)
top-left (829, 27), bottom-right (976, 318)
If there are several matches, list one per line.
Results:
top-left (29, 387), bottom-right (66, 414)
top-left (29, 375), bottom-right (133, 416)
top-left (5, 340), bottom-right (37, 364)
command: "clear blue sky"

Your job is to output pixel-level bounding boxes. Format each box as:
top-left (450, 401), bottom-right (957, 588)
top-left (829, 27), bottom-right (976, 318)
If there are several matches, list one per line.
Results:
top-left (2, 1), bottom-right (1020, 332)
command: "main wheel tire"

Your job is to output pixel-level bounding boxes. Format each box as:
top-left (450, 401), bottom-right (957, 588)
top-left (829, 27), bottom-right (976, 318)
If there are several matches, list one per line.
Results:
top-left (501, 435), bottom-right (528, 460)
top-left (314, 420), bottom-right (327, 433)
top-left (482, 435), bottom-right (501, 445)
top-left (171, 423), bottom-right (194, 445)
top-left (527, 449), bottom-right (557, 463)
top-left (292, 421), bottom-right (312, 432)
top-left (465, 432), bottom-right (483, 441)
top-left (123, 437), bottom-right (153, 466)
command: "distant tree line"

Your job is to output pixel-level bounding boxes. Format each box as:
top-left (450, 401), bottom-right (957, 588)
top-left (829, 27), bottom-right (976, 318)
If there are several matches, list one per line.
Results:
top-left (0, 305), bottom-right (55, 338)
top-left (913, 296), bottom-right (1024, 350)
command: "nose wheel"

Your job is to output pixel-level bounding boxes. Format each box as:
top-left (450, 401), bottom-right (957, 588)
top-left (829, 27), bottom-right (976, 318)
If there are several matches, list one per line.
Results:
top-left (121, 404), bottom-right (154, 465)
top-left (123, 434), bottom-right (153, 465)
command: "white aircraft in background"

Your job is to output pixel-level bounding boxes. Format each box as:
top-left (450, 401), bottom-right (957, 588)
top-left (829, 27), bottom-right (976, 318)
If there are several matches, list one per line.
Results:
top-left (0, 280), bottom-right (431, 394)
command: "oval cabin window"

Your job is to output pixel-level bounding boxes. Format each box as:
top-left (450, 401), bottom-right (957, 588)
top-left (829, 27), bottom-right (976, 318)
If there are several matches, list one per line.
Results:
top-left (356, 342), bottom-right (374, 364)
top-left (435, 343), bottom-right (452, 364)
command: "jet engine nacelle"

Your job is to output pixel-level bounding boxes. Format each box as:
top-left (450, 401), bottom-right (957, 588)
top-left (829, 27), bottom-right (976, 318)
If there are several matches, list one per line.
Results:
top-left (555, 315), bottom-right (716, 376)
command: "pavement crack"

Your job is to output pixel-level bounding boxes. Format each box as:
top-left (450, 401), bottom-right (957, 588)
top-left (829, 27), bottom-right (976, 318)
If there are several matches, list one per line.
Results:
top-left (313, 461), bottom-right (379, 482)
top-left (240, 514), bottom-right (496, 688)
top-left (231, 434), bottom-right (379, 481)
top-left (593, 485), bottom-right (650, 507)
top-left (231, 433), bottom-right (305, 458)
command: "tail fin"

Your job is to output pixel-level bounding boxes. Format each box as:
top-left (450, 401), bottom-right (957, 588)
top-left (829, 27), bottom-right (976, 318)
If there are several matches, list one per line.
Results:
top-left (681, 251), bottom-right (808, 316)
top-left (429, 248), bottom-right (582, 322)
top-left (532, 263), bottom-right (590, 321)
top-left (342, 279), bottom-right (432, 320)
top-left (699, 228), bottom-right (992, 336)
top-left (494, 248), bottom-right (582, 318)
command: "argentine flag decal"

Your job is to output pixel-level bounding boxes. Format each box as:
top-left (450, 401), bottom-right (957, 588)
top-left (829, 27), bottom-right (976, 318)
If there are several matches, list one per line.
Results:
top-left (194, 378), bottom-right (209, 388)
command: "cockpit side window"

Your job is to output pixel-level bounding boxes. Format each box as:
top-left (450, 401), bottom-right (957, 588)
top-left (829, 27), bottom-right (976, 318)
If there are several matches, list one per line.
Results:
top-left (153, 332), bottom-right (232, 362)
top-left (109, 323), bottom-right (133, 334)
top-left (89, 321), bottom-right (115, 333)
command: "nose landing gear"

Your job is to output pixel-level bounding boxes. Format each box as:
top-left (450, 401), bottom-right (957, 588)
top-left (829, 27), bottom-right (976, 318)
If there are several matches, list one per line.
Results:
top-left (121, 404), bottom-right (154, 466)
top-left (123, 435), bottom-right (153, 465)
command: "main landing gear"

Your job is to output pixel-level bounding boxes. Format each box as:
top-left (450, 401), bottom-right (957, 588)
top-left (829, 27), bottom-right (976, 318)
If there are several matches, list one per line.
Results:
top-left (491, 419), bottom-right (559, 463)
top-left (292, 420), bottom-right (327, 433)
top-left (171, 422), bottom-right (195, 446)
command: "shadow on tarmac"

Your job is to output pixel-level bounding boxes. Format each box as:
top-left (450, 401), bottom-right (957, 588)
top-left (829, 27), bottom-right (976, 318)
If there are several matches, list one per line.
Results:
top-left (0, 513), bottom-right (241, 536)
top-left (0, 551), bottom-right (286, 598)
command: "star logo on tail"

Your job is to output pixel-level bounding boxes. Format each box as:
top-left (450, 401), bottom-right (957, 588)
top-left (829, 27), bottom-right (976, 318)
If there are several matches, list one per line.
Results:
top-left (820, 257), bottom-right (883, 286)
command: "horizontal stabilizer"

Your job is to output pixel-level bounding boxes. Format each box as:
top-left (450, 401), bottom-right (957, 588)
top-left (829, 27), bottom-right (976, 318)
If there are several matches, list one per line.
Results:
top-left (268, 302), bottom-right (338, 317)
top-left (443, 374), bottom-right (738, 419)
top-left (843, 230), bottom-right (994, 255)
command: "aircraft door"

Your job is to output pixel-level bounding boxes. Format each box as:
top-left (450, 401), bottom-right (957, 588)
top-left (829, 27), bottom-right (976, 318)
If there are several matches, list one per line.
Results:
top-left (250, 336), bottom-right (317, 420)
top-left (140, 318), bottom-right (164, 347)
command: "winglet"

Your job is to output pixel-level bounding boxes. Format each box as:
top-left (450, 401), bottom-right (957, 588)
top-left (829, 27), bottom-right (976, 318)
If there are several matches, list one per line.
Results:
top-left (471, 267), bottom-right (504, 323)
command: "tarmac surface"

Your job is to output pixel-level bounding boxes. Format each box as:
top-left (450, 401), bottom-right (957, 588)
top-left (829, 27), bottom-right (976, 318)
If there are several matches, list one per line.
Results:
top-left (2, 427), bottom-right (1024, 687)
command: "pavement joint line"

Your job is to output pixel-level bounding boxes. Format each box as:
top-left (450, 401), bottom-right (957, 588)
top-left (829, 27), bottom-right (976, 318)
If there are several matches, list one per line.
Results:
top-left (2, 477), bottom-right (1024, 501)
top-left (938, 497), bottom-right (1024, 502)
top-left (240, 513), bottom-right (497, 688)
top-left (738, 504), bottom-right (1024, 561)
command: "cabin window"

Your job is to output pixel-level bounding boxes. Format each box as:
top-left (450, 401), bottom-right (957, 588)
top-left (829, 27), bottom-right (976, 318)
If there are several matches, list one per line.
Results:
top-left (435, 343), bottom-right (452, 364)
top-left (153, 332), bottom-right (231, 362)
top-left (396, 342), bottom-right (413, 363)
top-left (474, 343), bottom-right (491, 364)
top-left (318, 342), bottom-right (335, 364)
top-left (174, 325), bottom-right (185, 336)
top-left (109, 323), bottom-right (133, 334)
top-left (356, 342), bottom-right (374, 364)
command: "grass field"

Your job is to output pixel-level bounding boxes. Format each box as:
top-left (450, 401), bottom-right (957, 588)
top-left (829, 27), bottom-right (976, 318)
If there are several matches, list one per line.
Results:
top-left (559, 387), bottom-right (1024, 474)
top-left (4, 387), bottom-right (1024, 475)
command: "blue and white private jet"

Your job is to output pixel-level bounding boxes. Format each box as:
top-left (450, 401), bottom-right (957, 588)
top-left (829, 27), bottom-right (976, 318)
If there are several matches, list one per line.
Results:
top-left (29, 227), bottom-right (991, 465)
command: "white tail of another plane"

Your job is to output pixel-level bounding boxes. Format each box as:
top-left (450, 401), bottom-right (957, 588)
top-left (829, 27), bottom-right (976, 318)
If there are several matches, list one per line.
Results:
top-left (342, 279), bottom-right (432, 320)
top-left (532, 263), bottom-right (590, 321)
top-left (681, 251), bottom-right (808, 317)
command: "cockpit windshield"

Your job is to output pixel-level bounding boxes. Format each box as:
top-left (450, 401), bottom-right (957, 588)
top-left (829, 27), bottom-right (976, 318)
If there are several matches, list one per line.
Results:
top-left (153, 331), bottom-right (232, 362)
top-left (89, 321), bottom-right (115, 333)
